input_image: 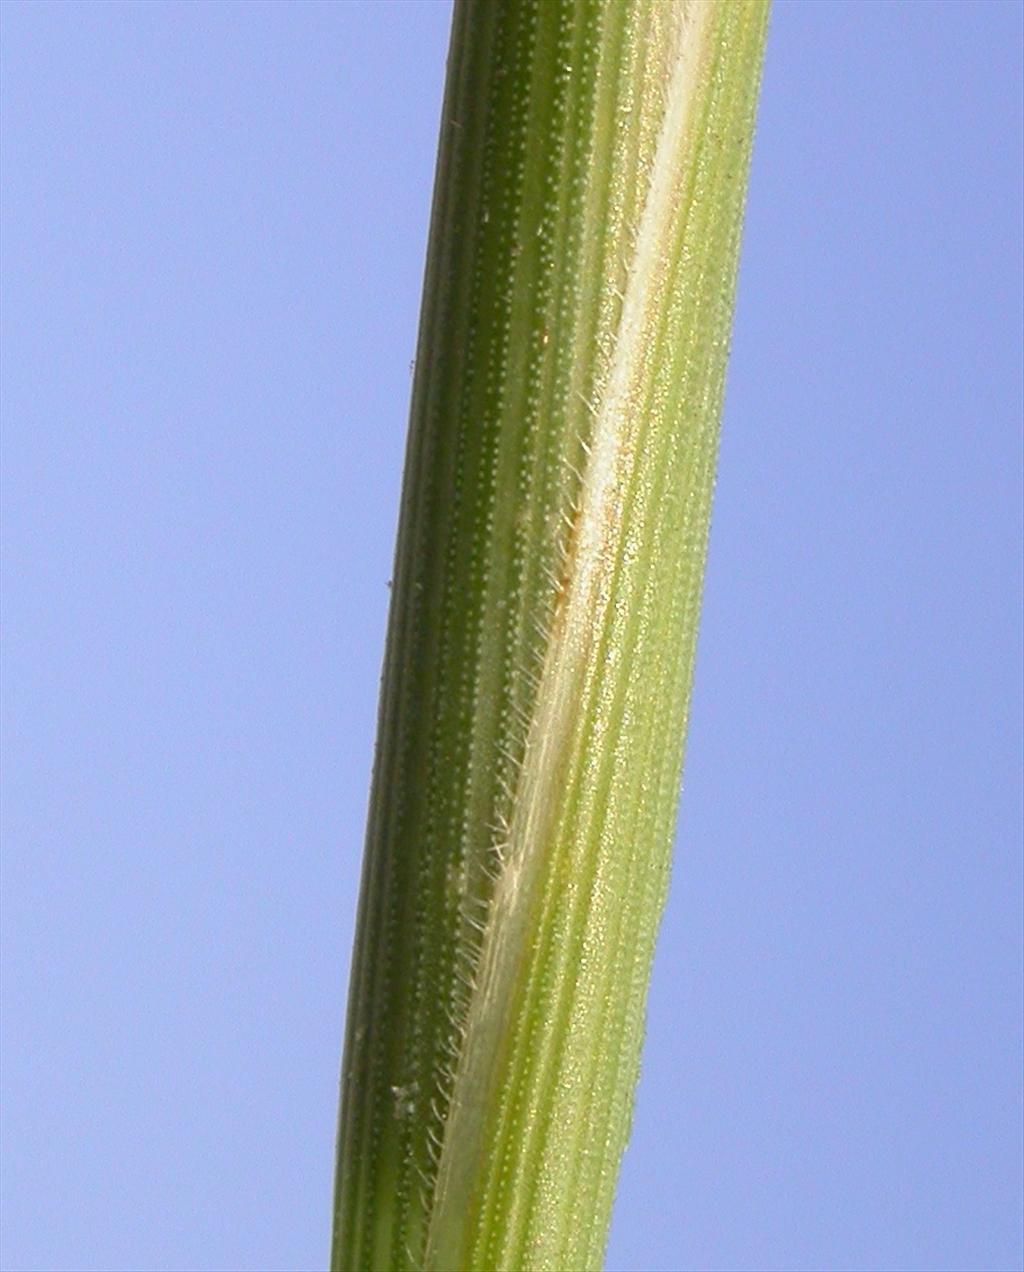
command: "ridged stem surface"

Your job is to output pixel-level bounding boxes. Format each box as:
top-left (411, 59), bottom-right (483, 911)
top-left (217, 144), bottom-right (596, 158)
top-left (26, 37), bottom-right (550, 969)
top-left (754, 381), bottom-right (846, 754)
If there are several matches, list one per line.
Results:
top-left (332, 2), bottom-right (767, 1269)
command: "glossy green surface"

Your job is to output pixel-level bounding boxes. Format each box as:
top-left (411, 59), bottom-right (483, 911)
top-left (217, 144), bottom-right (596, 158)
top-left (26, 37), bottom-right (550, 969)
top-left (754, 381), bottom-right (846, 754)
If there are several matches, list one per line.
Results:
top-left (332, 3), bottom-right (767, 1268)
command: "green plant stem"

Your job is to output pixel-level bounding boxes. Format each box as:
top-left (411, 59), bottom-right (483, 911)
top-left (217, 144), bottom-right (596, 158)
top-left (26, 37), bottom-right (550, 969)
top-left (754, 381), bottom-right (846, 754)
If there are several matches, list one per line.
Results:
top-left (332, 3), bottom-right (767, 1269)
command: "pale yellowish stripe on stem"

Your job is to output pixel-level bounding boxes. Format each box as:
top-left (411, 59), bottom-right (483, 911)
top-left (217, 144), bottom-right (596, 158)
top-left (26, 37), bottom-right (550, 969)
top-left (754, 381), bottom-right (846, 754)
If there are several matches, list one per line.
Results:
top-left (424, 3), bottom-right (760, 1268)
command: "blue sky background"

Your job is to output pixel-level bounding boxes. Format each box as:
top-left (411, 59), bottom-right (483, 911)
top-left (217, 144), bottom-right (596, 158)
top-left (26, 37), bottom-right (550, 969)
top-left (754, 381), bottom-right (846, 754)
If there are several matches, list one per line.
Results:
top-left (2, 3), bottom-right (1021, 1270)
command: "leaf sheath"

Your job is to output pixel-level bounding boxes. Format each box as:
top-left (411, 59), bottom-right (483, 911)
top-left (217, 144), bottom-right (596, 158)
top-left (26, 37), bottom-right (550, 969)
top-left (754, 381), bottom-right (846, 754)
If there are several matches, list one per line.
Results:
top-left (332, 3), bottom-right (767, 1269)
